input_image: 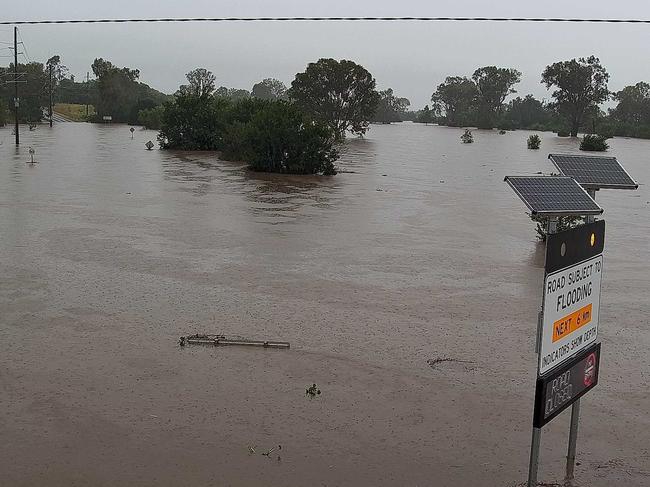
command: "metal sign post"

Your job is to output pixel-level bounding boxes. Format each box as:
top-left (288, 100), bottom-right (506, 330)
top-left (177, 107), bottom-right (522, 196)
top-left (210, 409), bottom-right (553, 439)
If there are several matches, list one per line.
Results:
top-left (504, 175), bottom-right (609, 487)
top-left (527, 216), bottom-right (556, 487)
top-left (527, 220), bottom-right (604, 487)
top-left (507, 156), bottom-right (638, 486)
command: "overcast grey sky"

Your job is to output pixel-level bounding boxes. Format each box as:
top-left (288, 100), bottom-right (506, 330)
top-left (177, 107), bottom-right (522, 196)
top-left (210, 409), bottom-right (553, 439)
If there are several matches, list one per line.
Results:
top-left (3, 0), bottom-right (650, 107)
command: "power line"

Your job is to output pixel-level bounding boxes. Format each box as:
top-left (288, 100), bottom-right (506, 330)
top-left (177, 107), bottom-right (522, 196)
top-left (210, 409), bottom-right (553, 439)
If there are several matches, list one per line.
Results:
top-left (16, 28), bottom-right (30, 63)
top-left (1, 16), bottom-right (650, 25)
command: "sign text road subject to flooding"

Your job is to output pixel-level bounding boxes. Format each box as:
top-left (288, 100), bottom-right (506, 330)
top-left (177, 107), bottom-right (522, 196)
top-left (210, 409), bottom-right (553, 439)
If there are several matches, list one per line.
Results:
top-left (540, 254), bottom-right (603, 375)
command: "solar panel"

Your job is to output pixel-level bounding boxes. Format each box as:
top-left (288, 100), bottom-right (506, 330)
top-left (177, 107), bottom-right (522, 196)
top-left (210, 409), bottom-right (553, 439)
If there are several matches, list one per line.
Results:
top-left (504, 176), bottom-right (603, 216)
top-left (548, 153), bottom-right (638, 190)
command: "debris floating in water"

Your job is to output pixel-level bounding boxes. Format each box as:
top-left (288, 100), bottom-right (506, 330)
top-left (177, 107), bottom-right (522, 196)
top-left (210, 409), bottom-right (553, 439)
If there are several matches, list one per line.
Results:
top-left (179, 333), bottom-right (290, 349)
top-left (306, 383), bottom-right (321, 397)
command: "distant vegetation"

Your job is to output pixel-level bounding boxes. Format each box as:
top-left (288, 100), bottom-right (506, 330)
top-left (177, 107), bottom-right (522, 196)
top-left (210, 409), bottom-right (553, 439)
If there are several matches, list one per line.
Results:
top-left (3, 52), bottom-right (650, 144)
top-left (158, 68), bottom-right (339, 175)
top-left (413, 56), bottom-right (650, 140)
top-left (90, 58), bottom-right (170, 124)
top-left (371, 88), bottom-right (410, 124)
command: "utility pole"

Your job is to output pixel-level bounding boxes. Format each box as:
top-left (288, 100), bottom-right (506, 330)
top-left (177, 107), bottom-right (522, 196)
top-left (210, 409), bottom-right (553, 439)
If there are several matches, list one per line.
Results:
top-left (86, 71), bottom-right (90, 118)
top-left (49, 63), bottom-right (53, 127)
top-left (14, 26), bottom-right (19, 146)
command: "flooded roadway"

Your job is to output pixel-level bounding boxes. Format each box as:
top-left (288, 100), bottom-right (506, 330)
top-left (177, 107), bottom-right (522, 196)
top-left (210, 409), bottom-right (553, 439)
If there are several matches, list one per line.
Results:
top-left (0, 123), bottom-right (648, 486)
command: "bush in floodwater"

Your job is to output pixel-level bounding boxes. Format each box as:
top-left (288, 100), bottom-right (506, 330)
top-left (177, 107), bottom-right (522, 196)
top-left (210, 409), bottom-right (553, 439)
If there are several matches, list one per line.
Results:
top-left (527, 134), bottom-right (541, 149)
top-left (158, 94), bottom-right (231, 150)
top-left (158, 94), bottom-right (339, 175)
top-left (460, 129), bottom-right (474, 143)
top-left (580, 134), bottom-right (609, 151)
top-left (556, 130), bottom-right (570, 137)
top-left (243, 101), bottom-right (338, 175)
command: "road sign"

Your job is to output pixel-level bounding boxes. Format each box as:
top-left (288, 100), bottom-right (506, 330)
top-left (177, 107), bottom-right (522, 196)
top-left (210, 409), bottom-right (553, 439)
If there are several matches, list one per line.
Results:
top-left (539, 221), bottom-right (604, 375)
top-left (534, 343), bottom-right (601, 427)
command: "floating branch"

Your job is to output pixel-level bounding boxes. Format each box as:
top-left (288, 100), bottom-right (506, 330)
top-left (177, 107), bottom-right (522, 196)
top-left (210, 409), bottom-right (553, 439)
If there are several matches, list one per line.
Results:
top-left (179, 334), bottom-right (290, 349)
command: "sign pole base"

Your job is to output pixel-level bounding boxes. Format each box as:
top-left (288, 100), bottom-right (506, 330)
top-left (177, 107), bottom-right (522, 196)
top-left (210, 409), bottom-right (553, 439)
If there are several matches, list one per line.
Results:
top-left (565, 399), bottom-right (581, 481)
top-left (527, 427), bottom-right (541, 487)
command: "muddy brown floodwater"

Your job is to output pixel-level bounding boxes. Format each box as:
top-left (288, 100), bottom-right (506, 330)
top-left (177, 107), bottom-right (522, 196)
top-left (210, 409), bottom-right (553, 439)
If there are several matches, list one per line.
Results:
top-left (0, 123), bottom-right (648, 487)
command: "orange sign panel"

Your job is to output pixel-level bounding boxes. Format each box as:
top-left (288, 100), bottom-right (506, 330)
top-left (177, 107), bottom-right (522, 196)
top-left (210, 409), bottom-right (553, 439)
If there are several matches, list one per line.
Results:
top-left (552, 304), bottom-right (592, 343)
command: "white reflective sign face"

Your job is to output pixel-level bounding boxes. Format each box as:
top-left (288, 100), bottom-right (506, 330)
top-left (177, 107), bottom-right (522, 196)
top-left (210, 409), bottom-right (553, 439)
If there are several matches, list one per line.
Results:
top-left (540, 255), bottom-right (603, 375)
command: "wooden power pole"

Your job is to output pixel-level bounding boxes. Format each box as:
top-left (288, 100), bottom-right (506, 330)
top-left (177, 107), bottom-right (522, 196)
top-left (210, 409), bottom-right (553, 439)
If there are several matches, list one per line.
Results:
top-left (14, 26), bottom-right (19, 145)
top-left (49, 63), bottom-right (53, 127)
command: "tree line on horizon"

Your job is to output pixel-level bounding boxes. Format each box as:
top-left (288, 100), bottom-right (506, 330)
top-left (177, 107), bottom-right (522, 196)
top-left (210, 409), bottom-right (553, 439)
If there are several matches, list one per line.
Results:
top-left (2, 54), bottom-right (650, 175)
top-left (415, 56), bottom-right (650, 139)
top-left (0, 56), bottom-right (409, 130)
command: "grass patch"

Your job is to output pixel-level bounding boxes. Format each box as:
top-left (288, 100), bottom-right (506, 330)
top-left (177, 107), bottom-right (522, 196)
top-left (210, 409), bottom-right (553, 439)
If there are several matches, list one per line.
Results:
top-left (54, 103), bottom-right (95, 122)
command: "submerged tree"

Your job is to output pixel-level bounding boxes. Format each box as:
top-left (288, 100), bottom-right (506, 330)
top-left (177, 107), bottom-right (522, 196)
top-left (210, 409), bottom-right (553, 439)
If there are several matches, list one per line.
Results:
top-left (243, 101), bottom-right (338, 175)
top-left (431, 76), bottom-right (478, 127)
top-left (289, 58), bottom-right (380, 139)
top-left (501, 95), bottom-right (554, 130)
top-left (472, 66), bottom-right (521, 129)
top-left (609, 82), bottom-right (650, 125)
top-left (541, 56), bottom-right (609, 137)
top-left (414, 105), bottom-right (435, 124)
top-left (372, 88), bottom-right (410, 123)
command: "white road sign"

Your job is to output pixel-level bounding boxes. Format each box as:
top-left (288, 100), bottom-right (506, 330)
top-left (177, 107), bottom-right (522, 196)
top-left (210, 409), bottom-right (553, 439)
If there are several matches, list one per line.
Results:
top-left (539, 254), bottom-right (603, 375)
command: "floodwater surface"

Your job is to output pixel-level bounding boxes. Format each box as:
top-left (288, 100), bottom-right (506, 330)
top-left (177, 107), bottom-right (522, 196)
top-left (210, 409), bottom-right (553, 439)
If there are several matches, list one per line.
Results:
top-left (0, 123), bottom-right (648, 486)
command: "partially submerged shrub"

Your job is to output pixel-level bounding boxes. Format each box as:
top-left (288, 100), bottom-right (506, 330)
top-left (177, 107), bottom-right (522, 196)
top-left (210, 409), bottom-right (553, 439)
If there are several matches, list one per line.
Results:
top-left (244, 101), bottom-right (338, 175)
top-left (460, 129), bottom-right (474, 143)
top-left (527, 134), bottom-right (541, 149)
top-left (580, 134), bottom-right (609, 151)
top-left (557, 130), bottom-right (570, 137)
top-left (158, 95), bottom-right (339, 175)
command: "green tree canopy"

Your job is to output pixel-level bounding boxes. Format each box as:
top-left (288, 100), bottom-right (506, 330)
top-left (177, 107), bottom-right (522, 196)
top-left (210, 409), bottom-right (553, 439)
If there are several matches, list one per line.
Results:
top-left (501, 95), bottom-right (555, 130)
top-left (178, 68), bottom-right (216, 97)
top-left (0, 62), bottom-right (47, 122)
top-left (541, 56), bottom-right (609, 137)
top-left (609, 82), bottom-right (650, 125)
top-left (472, 66), bottom-right (521, 128)
top-left (243, 101), bottom-right (338, 175)
top-left (158, 93), bottom-right (231, 150)
top-left (414, 105), bottom-right (435, 124)
top-left (215, 86), bottom-right (251, 101)
top-left (91, 58), bottom-right (167, 123)
top-left (431, 76), bottom-right (478, 127)
top-left (289, 58), bottom-right (380, 139)
top-left (372, 88), bottom-right (410, 123)
top-left (251, 78), bottom-right (288, 100)
top-left (91, 58), bottom-right (140, 121)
